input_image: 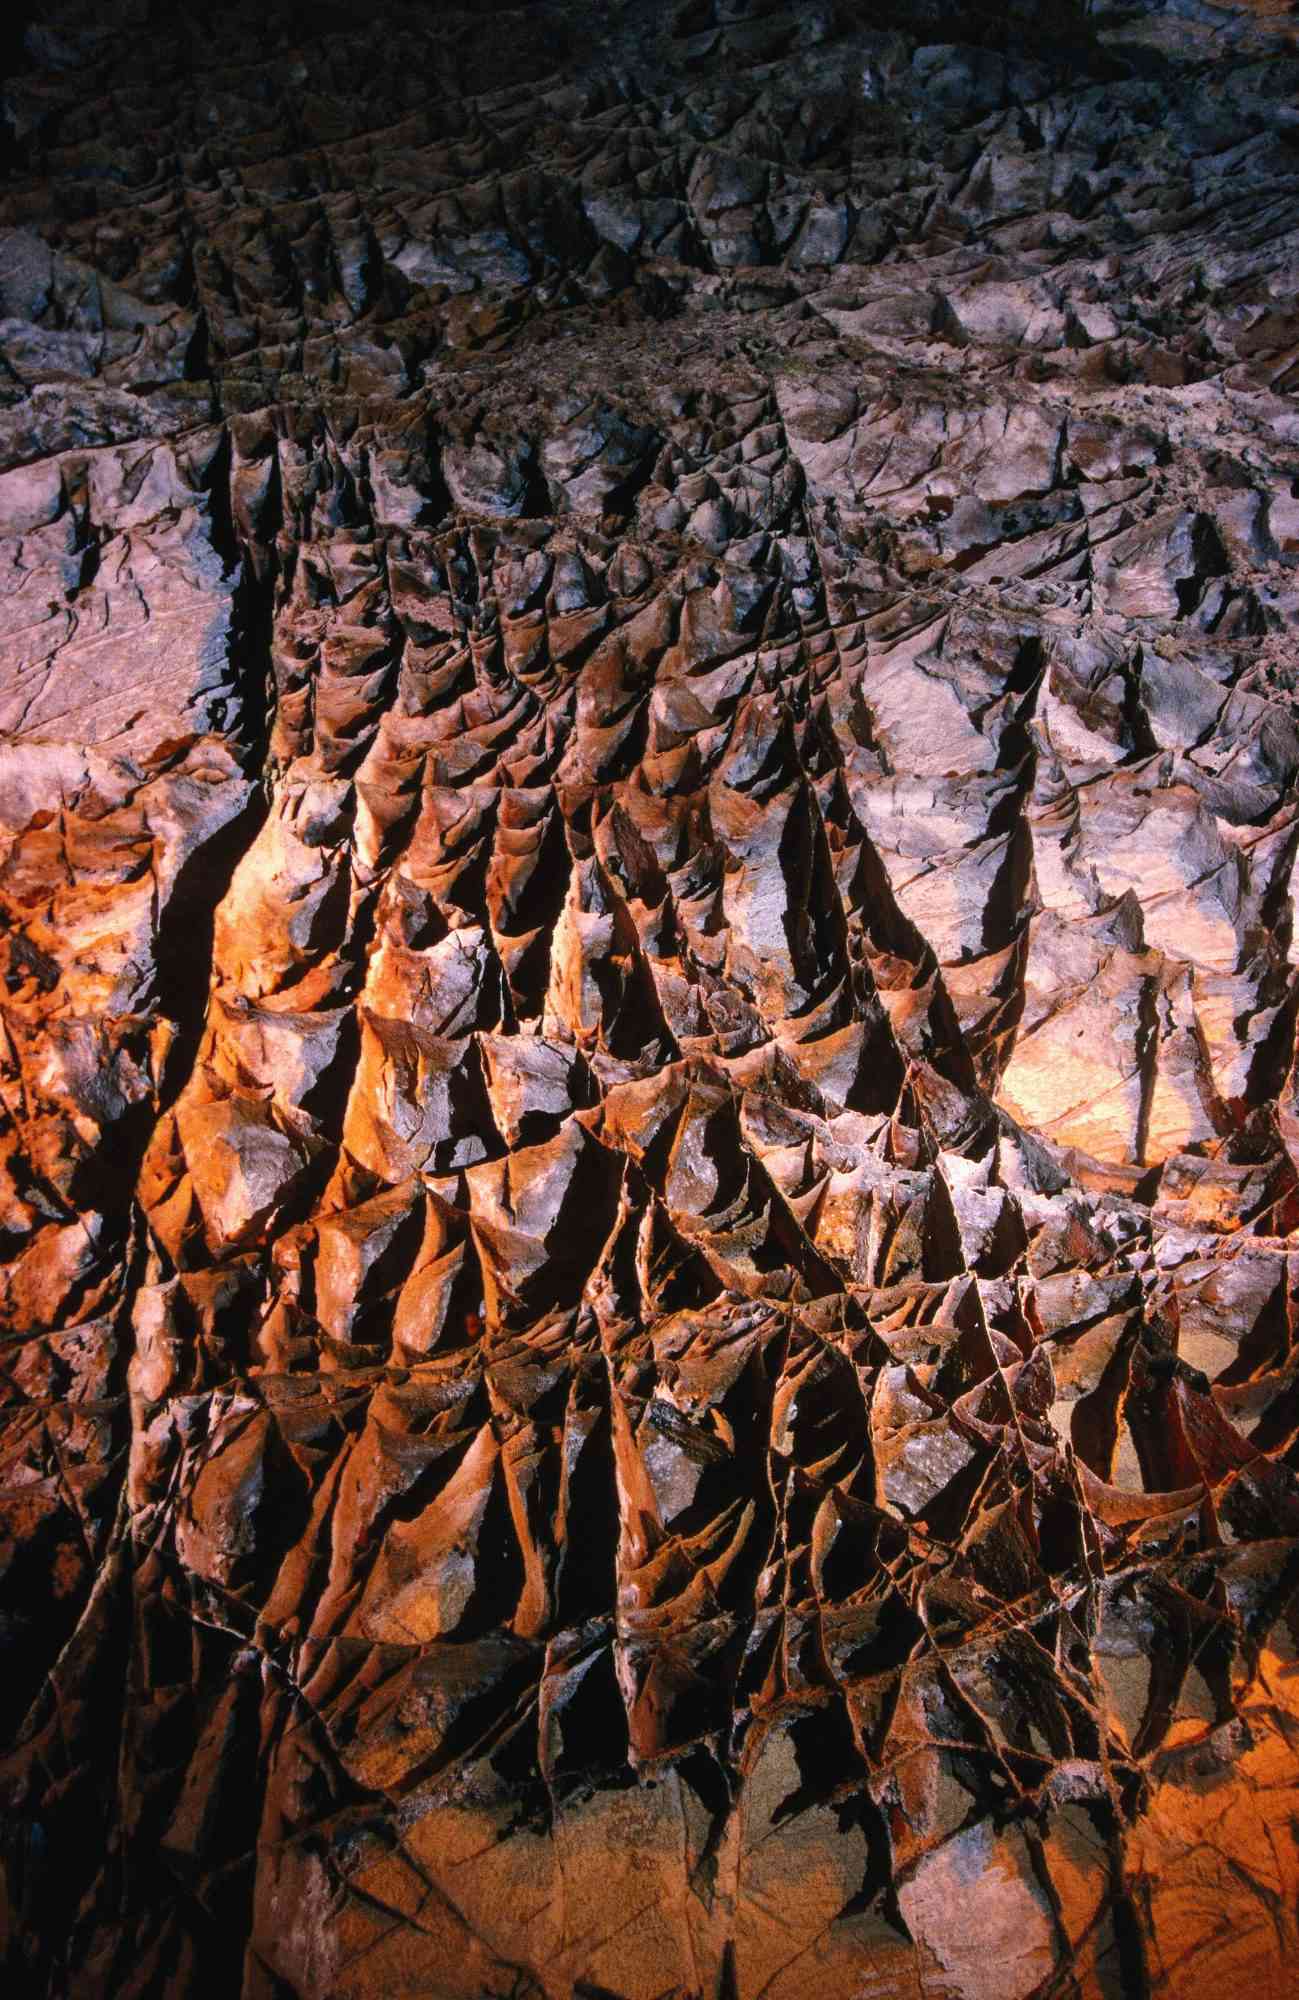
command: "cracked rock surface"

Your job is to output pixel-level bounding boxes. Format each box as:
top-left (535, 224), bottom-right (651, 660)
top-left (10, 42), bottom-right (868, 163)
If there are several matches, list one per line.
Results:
top-left (4, 1), bottom-right (1299, 1994)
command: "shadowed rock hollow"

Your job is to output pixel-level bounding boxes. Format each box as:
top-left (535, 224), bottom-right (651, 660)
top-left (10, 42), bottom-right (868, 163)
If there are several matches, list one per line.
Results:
top-left (3, 1), bottom-right (1299, 1994)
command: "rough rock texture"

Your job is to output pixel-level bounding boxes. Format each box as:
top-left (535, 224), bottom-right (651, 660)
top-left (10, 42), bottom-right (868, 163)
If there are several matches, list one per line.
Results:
top-left (3, 1), bottom-right (1299, 1994)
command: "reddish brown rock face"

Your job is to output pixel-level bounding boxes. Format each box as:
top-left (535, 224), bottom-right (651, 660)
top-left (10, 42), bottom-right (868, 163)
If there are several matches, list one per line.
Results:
top-left (3, 2), bottom-right (1299, 1994)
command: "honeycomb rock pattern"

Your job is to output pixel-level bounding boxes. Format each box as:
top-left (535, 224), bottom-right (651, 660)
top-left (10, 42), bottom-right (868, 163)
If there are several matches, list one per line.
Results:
top-left (4, 3), bottom-right (1299, 1995)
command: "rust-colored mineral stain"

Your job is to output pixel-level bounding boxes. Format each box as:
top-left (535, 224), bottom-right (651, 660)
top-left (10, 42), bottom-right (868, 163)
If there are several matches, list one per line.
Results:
top-left (3, 1), bottom-right (1299, 1995)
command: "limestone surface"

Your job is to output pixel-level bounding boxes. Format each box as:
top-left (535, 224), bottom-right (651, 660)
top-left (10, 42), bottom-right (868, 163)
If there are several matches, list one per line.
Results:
top-left (3, 2), bottom-right (1299, 1995)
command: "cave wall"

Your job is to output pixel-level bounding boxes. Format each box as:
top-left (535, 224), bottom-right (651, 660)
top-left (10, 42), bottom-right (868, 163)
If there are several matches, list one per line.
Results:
top-left (3, 3), bottom-right (1299, 1994)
